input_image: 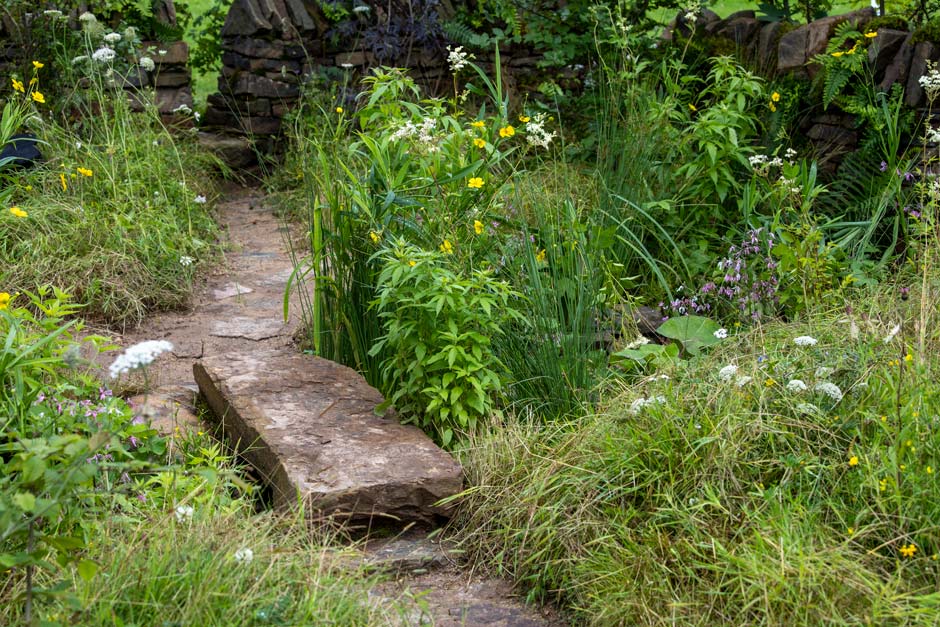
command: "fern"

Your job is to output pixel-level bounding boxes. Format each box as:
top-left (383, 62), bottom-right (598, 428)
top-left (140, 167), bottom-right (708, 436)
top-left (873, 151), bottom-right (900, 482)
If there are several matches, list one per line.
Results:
top-left (440, 20), bottom-right (495, 49)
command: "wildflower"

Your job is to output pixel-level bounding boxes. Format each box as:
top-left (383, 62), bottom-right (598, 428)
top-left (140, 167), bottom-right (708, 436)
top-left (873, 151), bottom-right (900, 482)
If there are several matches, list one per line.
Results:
top-left (79, 11), bottom-right (97, 23)
top-left (139, 56), bottom-right (155, 71)
top-left (735, 375), bottom-right (753, 387)
top-left (467, 177), bottom-right (484, 189)
top-left (471, 121), bottom-right (485, 128)
top-left (60, 173), bottom-right (67, 191)
top-left (793, 335), bottom-right (818, 346)
top-left (814, 381), bottom-right (844, 402)
top-left (109, 340), bottom-right (174, 378)
top-left (904, 353), bottom-right (913, 363)
top-left (899, 543), bottom-right (917, 558)
top-left (499, 125), bottom-right (515, 138)
top-left (447, 46), bottom-right (473, 73)
top-left (771, 91), bottom-right (780, 102)
top-left (786, 379), bottom-right (808, 393)
top-left (815, 366), bottom-right (833, 379)
top-left (879, 478), bottom-right (888, 491)
top-left (336, 106), bottom-right (343, 113)
top-left (9, 206), bottom-right (27, 218)
top-left (0, 292), bottom-right (10, 309)
top-left (340, 63), bottom-right (354, 69)
top-left (474, 220), bottom-right (484, 235)
top-left (628, 395), bottom-right (667, 415)
top-left (439, 240), bottom-right (453, 254)
top-left (831, 51), bottom-right (844, 58)
top-left (173, 104), bottom-right (193, 116)
top-left (77, 167), bottom-right (93, 177)
top-left (519, 114), bottom-right (531, 123)
top-left (713, 328), bottom-right (728, 339)
top-left (92, 47), bottom-right (116, 63)
top-left (795, 402), bottom-right (820, 414)
top-left (174, 504), bottom-right (194, 523)
top-left (849, 455), bottom-right (859, 466)
top-left (688, 103), bottom-right (697, 112)
top-left (928, 466), bottom-right (933, 474)
top-left (11, 78), bottom-right (24, 92)
top-left (919, 62), bottom-right (940, 101)
top-left (769, 102), bottom-right (777, 112)
top-left (883, 323), bottom-right (901, 343)
top-left (31, 91), bottom-right (45, 104)
top-left (158, 49), bottom-right (168, 56)
top-left (72, 55), bottom-right (89, 65)
top-left (43, 10), bottom-right (62, 17)
top-left (233, 547), bottom-right (254, 564)
top-left (194, 195), bottom-right (207, 204)
top-left (179, 255), bottom-right (195, 267)
top-left (369, 231), bottom-right (381, 244)
top-left (864, 31), bottom-right (877, 38)
top-left (408, 260), bottom-right (416, 267)
top-left (535, 248), bottom-right (547, 263)
top-left (524, 113), bottom-right (556, 149)
top-left (103, 32), bottom-right (122, 44)
top-left (473, 138), bottom-right (486, 148)
top-left (848, 527), bottom-right (855, 535)
top-left (718, 364), bottom-right (738, 382)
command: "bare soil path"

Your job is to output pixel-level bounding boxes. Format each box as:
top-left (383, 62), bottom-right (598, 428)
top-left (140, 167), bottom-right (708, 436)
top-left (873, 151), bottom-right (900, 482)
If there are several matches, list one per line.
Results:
top-left (100, 184), bottom-right (565, 627)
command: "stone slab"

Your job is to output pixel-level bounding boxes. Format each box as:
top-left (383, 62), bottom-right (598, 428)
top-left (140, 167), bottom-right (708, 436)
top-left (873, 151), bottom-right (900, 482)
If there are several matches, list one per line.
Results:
top-left (194, 349), bottom-right (463, 523)
top-left (212, 282), bottom-right (254, 300)
top-left (210, 316), bottom-right (287, 340)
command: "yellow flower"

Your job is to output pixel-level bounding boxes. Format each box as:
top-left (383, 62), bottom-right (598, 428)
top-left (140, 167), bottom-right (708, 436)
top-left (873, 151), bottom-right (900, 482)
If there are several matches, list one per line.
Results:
top-left (769, 102), bottom-right (777, 112)
top-left (24, 185), bottom-right (31, 191)
top-left (927, 466), bottom-right (933, 474)
top-left (336, 106), bottom-right (343, 113)
top-left (439, 239), bottom-right (453, 254)
top-left (77, 167), bottom-right (93, 177)
top-left (408, 260), bottom-right (416, 267)
top-left (879, 478), bottom-right (887, 491)
top-left (32, 61), bottom-right (43, 70)
top-left (473, 138), bottom-right (486, 148)
top-left (688, 103), bottom-right (697, 112)
top-left (888, 359), bottom-right (900, 367)
top-left (904, 353), bottom-right (913, 363)
top-left (771, 91), bottom-right (780, 102)
top-left (11, 78), bottom-right (24, 92)
top-left (369, 231), bottom-right (381, 244)
top-left (9, 206), bottom-right (27, 218)
top-left (60, 173), bottom-right (67, 191)
top-left (765, 378), bottom-right (776, 387)
top-left (0, 292), bottom-right (10, 310)
top-left (499, 125), bottom-right (515, 138)
top-left (535, 248), bottom-right (546, 263)
top-left (471, 121), bottom-right (485, 128)
top-left (831, 51), bottom-right (844, 58)
top-left (849, 455), bottom-right (859, 467)
top-left (467, 177), bottom-right (484, 189)
top-left (518, 114), bottom-right (530, 123)
top-left (899, 543), bottom-right (917, 558)
top-left (473, 220), bottom-right (484, 235)
top-left (847, 527), bottom-right (854, 535)
top-left (28, 77), bottom-right (37, 86)
top-left (31, 91), bottom-right (45, 104)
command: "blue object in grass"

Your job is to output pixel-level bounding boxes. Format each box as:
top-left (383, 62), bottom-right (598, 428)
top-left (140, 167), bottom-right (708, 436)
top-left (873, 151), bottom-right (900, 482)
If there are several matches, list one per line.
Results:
top-left (0, 133), bottom-right (42, 169)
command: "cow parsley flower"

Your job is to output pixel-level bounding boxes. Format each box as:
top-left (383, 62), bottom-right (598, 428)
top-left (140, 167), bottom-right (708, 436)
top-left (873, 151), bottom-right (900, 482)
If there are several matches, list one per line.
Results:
top-left (815, 366), bottom-right (834, 379)
top-left (79, 11), bottom-right (97, 23)
top-left (718, 364), bottom-right (738, 382)
top-left (524, 113), bottom-right (556, 150)
top-left (174, 504), bottom-right (194, 523)
top-left (795, 402), bottom-right (820, 414)
top-left (628, 395), bottom-right (666, 415)
top-left (103, 32), bottom-right (122, 44)
top-left (814, 381), bottom-right (843, 402)
top-left (179, 255), bottom-right (195, 267)
top-left (193, 194), bottom-right (207, 204)
top-left (735, 375), bottom-right (753, 387)
top-left (139, 56), bottom-right (155, 72)
top-left (714, 328), bottom-right (728, 339)
top-left (92, 46), bottom-right (116, 63)
top-left (883, 323), bottom-right (901, 343)
top-left (793, 335), bottom-right (818, 347)
top-left (233, 547), bottom-right (254, 564)
top-left (109, 340), bottom-right (174, 378)
top-left (786, 379), bottom-right (808, 393)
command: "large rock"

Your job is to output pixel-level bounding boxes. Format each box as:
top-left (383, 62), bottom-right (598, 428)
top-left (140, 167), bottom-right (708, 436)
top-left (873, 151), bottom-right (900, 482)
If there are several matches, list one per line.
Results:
top-left (906, 41), bottom-right (939, 107)
top-left (221, 0), bottom-right (273, 37)
top-left (194, 349), bottom-right (464, 524)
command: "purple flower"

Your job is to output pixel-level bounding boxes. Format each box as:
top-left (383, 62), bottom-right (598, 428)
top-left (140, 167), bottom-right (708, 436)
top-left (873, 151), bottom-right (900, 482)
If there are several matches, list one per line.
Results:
top-left (880, 161), bottom-right (888, 172)
top-left (128, 436), bottom-right (140, 449)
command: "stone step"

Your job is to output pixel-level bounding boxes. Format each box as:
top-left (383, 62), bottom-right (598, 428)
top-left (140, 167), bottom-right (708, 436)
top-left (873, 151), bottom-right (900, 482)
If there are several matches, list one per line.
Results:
top-left (193, 348), bottom-right (463, 525)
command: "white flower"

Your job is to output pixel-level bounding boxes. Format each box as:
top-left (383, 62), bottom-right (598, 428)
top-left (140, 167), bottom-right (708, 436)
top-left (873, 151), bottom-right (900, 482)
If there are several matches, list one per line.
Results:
top-left (109, 340), bottom-right (174, 378)
top-left (625, 336), bottom-right (650, 349)
top-left (194, 111), bottom-right (201, 122)
top-left (793, 335), bottom-right (818, 347)
top-left (158, 49), bottom-right (168, 56)
top-left (339, 62), bottom-right (354, 69)
top-left (139, 56), bottom-right (155, 72)
top-left (786, 379), bottom-right (808, 393)
top-left (75, 141), bottom-right (83, 149)
top-left (79, 11), bottom-right (97, 23)
top-left (735, 375), bottom-right (753, 387)
top-left (713, 328), bottom-right (728, 339)
top-left (179, 255), bottom-right (195, 267)
top-left (883, 323), bottom-right (901, 343)
top-left (785, 147), bottom-right (797, 160)
top-left (233, 547), bottom-right (254, 564)
top-left (193, 195), bottom-right (207, 204)
top-left (124, 26), bottom-right (137, 40)
top-left (795, 402), bottom-right (820, 415)
top-left (72, 55), bottom-right (89, 65)
top-left (447, 46), bottom-right (474, 73)
top-left (174, 504), bottom-right (194, 523)
top-left (815, 366), bottom-right (834, 379)
top-left (919, 62), bottom-right (940, 102)
top-left (718, 364), bottom-right (738, 382)
top-left (103, 32), bottom-right (122, 44)
top-left (172, 104), bottom-right (193, 115)
top-left (92, 47), bottom-right (116, 63)
top-left (628, 395), bottom-right (666, 415)
top-left (43, 10), bottom-right (63, 17)
top-left (524, 113), bottom-right (556, 150)
top-left (814, 381), bottom-right (843, 402)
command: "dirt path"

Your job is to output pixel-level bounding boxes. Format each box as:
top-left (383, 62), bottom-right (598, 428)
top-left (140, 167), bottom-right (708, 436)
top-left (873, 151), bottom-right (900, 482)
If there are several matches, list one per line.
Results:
top-left (102, 184), bottom-right (565, 627)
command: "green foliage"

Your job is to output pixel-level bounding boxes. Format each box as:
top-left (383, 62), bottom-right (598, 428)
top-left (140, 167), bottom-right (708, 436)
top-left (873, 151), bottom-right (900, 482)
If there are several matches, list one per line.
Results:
top-left (178, 0), bottom-right (233, 73)
top-left (657, 314), bottom-right (722, 354)
top-left (812, 22), bottom-right (876, 109)
top-left (370, 240), bottom-right (522, 447)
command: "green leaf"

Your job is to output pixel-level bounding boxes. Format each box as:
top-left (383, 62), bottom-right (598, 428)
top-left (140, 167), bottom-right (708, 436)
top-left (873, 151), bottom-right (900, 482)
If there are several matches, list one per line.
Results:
top-left (77, 559), bottom-right (98, 582)
top-left (13, 492), bottom-right (36, 512)
top-left (657, 315), bottom-right (722, 355)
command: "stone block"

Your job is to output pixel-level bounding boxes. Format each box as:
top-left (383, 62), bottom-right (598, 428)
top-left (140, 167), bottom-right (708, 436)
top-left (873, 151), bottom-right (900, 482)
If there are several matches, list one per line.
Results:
top-left (906, 41), bottom-right (938, 107)
top-left (144, 40), bottom-right (189, 65)
top-left (285, 0), bottom-right (317, 32)
top-left (221, 0), bottom-right (273, 37)
top-left (778, 26), bottom-right (810, 71)
top-left (154, 69), bottom-right (191, 88)
top-left (879, 33), bottom-right (913, 92)
top-left (223, 36), bottom-right (306, 59)
top-left (335, 51), bottom-right (374, 66)
top-left (224, 71), bottom-right (301, 98)
top-left (757, 22), bottom-right (782, 73)
top-left (868, 29), bottom-right (909, 79)
top-left (716, 16), bottom-right (760, 47)
top-left (198, 132), bottom-right (258, 169)
top-left (194, 349), bottom-right (463, 524)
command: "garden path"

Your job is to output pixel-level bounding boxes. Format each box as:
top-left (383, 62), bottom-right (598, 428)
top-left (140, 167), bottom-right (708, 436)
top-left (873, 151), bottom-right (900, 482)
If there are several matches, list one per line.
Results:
top-left (102, 183), bottom-right (564, 627)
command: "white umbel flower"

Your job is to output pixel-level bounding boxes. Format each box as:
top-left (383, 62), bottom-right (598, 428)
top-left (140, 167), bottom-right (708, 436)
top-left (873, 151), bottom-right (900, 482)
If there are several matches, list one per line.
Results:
top-left (233, 547), bottom-right (254, 564)
top-left (814, 381), bottom-right (843, 402)
top-left (786, 379), bottom-right (808, 393)
top-left (735, 375), bottom-right (752, 387)
top-left (92, 46), bottom-right (116, 63)
top-left (139, 56), bottom-right (155, 72)
top-left (793, 335), bottom-right (818, 347)
top-left (628, 395), bottom-right (666, 415)
top-left (713, 328), bottom-right (728, 339)
top-left (718, 364), bottom-right (738, 382)
top-left (103, 32), bottom-right (122, 44)
top-left (109, 340), bottom-right (173, 378)
top-left (193, 194), bottom-right (207, 204)
top-left (174, 504), bottom-right (194, 523)
top-left (447, 45), bottom-right (473, 73)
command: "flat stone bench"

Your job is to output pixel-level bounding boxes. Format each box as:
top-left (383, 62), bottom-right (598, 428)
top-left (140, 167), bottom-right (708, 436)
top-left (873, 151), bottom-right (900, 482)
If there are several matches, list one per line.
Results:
top-left (194, 348), bottom-right (463, 525)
